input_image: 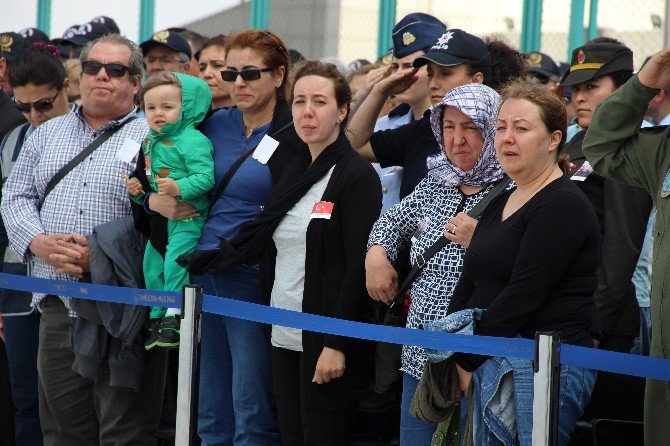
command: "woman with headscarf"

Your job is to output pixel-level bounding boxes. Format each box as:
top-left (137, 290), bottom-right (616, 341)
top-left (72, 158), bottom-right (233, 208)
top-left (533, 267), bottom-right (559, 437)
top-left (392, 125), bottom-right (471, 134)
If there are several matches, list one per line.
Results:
top-left (365, 83), bottom-right (507, 444)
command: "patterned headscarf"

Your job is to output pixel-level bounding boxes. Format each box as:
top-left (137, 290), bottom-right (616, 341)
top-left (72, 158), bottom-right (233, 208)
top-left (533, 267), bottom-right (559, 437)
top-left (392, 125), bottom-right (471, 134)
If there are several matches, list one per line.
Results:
top-left (427, 83), bottom-right (504, 187)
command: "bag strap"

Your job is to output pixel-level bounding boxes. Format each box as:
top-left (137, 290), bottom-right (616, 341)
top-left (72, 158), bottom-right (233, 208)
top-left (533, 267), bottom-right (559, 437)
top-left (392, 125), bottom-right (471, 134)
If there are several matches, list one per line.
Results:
top-left (210, 147), bottom-right (256, 205)
top-left (466, 174), bottom-right (511, 219)
top-left (12, 123), bottom-right (32, 162)
top-left (209, 120), bottom-right (294, 205)
top-left (388, 175), bottom-right (512, 313)
top-left (41, 117), bottom-right (137, 208)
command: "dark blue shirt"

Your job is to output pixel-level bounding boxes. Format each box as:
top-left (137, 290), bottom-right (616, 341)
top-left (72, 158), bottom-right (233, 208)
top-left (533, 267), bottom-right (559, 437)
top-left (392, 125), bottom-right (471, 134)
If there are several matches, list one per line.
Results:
top-left (197, 108), bottom-right (273, 250)
top-left (369, 110), bottom-right (440, 199)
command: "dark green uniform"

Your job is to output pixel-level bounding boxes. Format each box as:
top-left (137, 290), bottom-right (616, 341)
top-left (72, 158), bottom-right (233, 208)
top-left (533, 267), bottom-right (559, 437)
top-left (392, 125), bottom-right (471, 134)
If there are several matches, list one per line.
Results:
top-left (583, 75), bottom-right (670, 446)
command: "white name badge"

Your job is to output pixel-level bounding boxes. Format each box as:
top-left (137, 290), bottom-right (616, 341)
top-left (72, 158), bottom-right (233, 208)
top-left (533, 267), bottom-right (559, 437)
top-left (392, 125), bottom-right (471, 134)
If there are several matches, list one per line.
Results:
top-left (116, 138), bottom-right (141, 164)
top-left (252, 135), bottom-right (280, 164)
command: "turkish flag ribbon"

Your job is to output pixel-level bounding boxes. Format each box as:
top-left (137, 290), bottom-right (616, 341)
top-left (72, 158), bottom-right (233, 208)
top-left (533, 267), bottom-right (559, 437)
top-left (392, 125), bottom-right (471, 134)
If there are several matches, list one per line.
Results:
top-left (310, 201), bottom-right (335, 219)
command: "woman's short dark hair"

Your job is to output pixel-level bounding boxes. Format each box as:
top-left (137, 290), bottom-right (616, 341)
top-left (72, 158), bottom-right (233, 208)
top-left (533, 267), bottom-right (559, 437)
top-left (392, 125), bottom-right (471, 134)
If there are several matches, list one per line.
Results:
top-left (224, 30), bottom-right (290, 101)
top-left (604, 71), bottom-right (634, 87)
top-left (466, 37), bottom-right (524, 93)
top-left (291, 60), bottom-right (351, 132)
top-left (199, 34), bottom-right (227, 55)
top-left (500, 80), bottom-right (570, 172)
top-left (8, 45), bottom-right (67, 90)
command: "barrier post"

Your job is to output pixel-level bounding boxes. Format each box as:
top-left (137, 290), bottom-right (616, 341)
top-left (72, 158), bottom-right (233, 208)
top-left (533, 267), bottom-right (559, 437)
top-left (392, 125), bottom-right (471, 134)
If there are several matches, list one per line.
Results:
top-left (175, 285), bottom-right (203, 446)
top-left (532, 332), bottom-right (561, 446)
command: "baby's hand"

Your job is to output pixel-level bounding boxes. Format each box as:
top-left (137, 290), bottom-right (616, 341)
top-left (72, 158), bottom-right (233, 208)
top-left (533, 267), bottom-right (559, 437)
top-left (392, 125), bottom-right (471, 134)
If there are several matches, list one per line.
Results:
top-left (155, 177), bottom-right (181, 197)
top-left (126, 178), bottom-right (144, 196)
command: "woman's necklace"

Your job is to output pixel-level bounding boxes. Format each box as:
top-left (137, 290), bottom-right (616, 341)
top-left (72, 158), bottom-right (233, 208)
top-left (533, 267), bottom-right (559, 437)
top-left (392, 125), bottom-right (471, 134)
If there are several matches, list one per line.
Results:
top-left (243, 109), bottom-right (274, 137)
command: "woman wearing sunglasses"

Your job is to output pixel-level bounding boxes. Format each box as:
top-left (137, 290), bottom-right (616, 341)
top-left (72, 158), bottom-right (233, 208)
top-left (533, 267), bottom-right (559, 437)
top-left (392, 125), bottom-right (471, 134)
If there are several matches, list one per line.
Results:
top-left (148, 30), bottom-right (304, 445)
top-left (0, 43), bottom-right (72, 446)
top-left (187, 59), bottom-right (382, 446)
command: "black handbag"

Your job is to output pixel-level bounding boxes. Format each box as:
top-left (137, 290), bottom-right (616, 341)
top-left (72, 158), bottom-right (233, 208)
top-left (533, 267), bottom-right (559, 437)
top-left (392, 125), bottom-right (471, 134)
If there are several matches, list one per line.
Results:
top-left (372, 175), bottom-right (512, 395)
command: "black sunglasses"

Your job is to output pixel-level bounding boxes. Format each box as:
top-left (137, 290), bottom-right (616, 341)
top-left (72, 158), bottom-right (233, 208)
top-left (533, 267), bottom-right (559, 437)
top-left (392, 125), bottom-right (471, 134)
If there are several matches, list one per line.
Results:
top-left (81, 60), bottom-right (132, 78)
top-left (15, 88), bottom-right (61, 114)
top-left (221, 67), bottom-right (274, 82)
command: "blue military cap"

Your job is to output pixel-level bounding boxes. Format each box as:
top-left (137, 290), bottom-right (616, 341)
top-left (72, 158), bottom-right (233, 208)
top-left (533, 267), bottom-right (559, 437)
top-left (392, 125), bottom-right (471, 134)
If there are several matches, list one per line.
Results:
top-left (140, 29), bottom-right (192, 59)
top-left (413, 29), bottom-right (490, 68)
top-left (61, 22), bottom-right (111, 47)
top-left (18, 27), bottom-right (50, 45)
top-left (391, 13), bottom-right (446, 59)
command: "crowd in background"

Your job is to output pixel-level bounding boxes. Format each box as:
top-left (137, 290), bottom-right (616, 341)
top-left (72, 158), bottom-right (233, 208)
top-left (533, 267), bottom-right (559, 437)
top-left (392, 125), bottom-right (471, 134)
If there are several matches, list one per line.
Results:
top-left (0, 10), bottom-right (665, 446)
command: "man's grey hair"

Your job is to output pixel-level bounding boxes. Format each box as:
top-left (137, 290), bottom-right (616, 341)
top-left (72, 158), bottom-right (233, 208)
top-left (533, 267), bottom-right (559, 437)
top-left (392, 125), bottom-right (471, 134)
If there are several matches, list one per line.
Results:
top-left (80, 34), bottom-right (144, 80)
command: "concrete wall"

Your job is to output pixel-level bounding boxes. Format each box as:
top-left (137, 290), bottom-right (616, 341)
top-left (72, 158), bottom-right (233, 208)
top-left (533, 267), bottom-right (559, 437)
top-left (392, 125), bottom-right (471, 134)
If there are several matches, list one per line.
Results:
top-left (185, 2), bottom-right (250, 38)
top-left (183, 0), bottom-right (341, 60)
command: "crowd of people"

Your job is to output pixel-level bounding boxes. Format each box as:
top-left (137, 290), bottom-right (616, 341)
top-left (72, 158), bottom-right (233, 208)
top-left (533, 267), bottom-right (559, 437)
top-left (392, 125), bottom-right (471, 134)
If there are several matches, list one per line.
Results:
top-left (0, 10), bottom-right (665, 446)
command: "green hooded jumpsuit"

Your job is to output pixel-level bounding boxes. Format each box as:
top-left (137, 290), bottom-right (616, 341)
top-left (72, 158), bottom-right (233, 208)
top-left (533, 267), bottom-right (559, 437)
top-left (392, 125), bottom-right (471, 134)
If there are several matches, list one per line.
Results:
top-left (134, 72), bottom-right (214, 318)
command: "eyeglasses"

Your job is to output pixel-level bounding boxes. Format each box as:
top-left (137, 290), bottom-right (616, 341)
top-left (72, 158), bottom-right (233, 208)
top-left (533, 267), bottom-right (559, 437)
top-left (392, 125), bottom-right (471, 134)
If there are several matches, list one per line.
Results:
top-left (144, 55), bottom-right (183, 65)
top-left (81, 60), bottom-right (131, 78)
top-left (15, 88), bottom-right (61, 114)
top-left (221, 67), bottom-right (274, 82)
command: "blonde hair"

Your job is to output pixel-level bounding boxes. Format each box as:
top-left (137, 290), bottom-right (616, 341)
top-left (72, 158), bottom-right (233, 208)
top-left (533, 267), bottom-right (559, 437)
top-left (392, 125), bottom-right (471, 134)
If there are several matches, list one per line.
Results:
top-left (500, 80), bottom-right (570, 172)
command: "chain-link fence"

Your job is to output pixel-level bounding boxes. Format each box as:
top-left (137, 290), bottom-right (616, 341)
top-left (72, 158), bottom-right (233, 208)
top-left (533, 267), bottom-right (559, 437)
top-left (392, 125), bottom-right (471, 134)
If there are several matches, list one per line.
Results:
top-left (541, 0), bottom-right (665, 67)
top-left (596, 0), bottom-right (664, 69)
top-left (1, 0), bottom-right (668, 72)
top-left (539, 1), bottom-right (572, 64)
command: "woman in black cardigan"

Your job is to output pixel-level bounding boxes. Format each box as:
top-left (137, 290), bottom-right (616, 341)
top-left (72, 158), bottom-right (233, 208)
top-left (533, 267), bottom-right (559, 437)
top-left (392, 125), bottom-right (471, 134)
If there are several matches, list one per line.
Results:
top-left (189, 60), bottom-right (382, 445)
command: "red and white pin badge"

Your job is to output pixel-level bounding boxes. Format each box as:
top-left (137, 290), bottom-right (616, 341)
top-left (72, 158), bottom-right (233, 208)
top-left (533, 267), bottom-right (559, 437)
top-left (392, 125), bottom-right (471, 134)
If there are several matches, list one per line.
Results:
top-left (311, 201), bottom-right (334, 219)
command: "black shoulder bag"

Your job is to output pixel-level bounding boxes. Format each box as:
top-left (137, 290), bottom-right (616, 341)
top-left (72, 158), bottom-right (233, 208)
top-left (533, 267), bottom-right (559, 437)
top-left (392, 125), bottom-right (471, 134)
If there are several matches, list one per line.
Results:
top-left (372, 175), bottom-right (512, 395)
top-left (39, 117), bottom-right (136, 210)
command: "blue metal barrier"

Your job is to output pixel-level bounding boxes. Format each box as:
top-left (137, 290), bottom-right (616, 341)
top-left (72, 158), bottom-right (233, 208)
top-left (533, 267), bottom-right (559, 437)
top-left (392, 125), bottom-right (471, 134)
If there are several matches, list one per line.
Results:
top-left (1, 272), bottom-right (668, 382)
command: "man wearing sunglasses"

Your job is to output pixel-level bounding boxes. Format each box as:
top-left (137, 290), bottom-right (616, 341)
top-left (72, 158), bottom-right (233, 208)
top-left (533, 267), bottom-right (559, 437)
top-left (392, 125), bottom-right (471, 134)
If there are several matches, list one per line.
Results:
top-left (1, 34), bottom-right (167, 446)
top-left (140, 29), bottom-right (192, 78)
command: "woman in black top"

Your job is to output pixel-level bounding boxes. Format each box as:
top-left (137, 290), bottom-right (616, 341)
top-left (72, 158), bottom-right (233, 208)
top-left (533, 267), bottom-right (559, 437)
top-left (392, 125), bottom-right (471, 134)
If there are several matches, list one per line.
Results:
top-left (447, 81), bottom-right (599, 444)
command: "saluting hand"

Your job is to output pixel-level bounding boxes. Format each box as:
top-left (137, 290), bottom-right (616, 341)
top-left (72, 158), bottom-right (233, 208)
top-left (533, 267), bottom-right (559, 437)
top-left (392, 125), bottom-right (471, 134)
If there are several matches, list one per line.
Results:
top-left (638, 47), bottom-right (670, 90)
top-left (375, 66), bottom-right (420, 97)
top-left (363, 64), bottom-right (393, 92)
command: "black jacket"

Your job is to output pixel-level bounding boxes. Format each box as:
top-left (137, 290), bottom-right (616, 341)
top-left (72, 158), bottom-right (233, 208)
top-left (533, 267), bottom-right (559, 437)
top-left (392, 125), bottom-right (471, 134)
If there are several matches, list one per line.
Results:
top-left (259, 148), bottom-right (382, 403)
top-left (72, 217), bottom-right (149, 391)
top-left (0, 90), bottom-right (26, 143)
top-left (564, 130), bottom-right (652, 340)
